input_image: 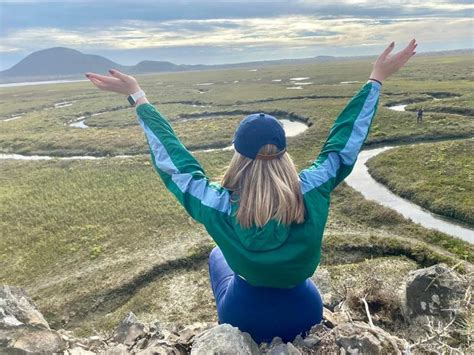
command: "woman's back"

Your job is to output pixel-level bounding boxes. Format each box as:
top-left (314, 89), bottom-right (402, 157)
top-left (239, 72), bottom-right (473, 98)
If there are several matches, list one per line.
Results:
top-left (134, 78), bottom-right (381, 288)
top-left (86, 39), bottom-right (418, 344)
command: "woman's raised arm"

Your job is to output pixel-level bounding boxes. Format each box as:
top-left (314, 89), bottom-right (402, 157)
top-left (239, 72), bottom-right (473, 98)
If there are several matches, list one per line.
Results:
top-left (299, 39), bottom-right (417, 196)
top-left (85, 69), bottom-right (233, 225)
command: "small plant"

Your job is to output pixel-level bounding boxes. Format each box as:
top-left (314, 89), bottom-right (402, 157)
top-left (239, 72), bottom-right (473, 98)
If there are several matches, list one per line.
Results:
top-left (89, 244), bottom-right (103, 259)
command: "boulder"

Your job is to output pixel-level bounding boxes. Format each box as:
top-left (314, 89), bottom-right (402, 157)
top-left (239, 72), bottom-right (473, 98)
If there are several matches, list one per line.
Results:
top-left (403, 264), bottom-right (468, 321)
top-left (191, 324), bottom-right (261, 354)
top-left (0, 285), bottom-right (67, 353)
top-left (177, 322), bottom-right (215, 347)
top-left (311, 267), bottom-right (341, 308)
top-left (0, 285), bottom-right (49, 329)
top-left (263, 337), bottom-right (302, 354)
top-left (11, 327), bottom-right (66, 353)
top-left (113, 312), bottom-right (147, 346)
top-left (0, 327), bottom-right (19, 347)
top-left (334, 321), bottom-right (408, 354)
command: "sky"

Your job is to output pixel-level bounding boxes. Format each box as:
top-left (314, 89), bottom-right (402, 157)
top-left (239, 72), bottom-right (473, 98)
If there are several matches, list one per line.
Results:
top-left (0, 0), bottom-right (473, 71)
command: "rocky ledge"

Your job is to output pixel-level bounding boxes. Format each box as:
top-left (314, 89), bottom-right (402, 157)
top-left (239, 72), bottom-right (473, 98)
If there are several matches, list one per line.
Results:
top-left (1, 263), bottom-right (472, 354)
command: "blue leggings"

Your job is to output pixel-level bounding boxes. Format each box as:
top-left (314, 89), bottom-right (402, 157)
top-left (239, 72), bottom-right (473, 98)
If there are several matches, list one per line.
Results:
top-left (208, 246), bottom-right (323, 343)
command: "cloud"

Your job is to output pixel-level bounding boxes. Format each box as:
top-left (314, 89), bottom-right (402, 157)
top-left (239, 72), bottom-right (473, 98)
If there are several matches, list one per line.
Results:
top-left (0, 44), bottom-right (22, 53)
top-left (0, 1), bottom-right (472, 69)
top-left (2, 15), bottom-right (471, 52)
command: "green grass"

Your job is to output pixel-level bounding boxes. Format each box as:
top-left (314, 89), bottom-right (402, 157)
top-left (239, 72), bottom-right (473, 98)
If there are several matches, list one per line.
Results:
top-left (367, 139), bottom-right (474, 225)
top-left (1, 154), bottom-right (472, 336)
top-left (0, 52), bottom-right (473, 336)
top-left (1, 53), bottom-right (473, 157)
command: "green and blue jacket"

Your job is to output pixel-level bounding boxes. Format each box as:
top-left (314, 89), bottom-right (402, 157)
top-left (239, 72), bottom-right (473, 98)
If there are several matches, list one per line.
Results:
top-left (136, 80), bottom-right (381, 288)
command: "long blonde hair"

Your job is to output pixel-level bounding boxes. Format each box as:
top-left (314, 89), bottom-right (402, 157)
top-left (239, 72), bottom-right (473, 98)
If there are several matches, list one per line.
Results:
top-left (220, 144), bottom-right (306, 229)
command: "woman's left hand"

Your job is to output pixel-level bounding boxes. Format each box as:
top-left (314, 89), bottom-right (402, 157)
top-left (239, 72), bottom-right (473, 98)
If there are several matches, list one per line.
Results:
top-left (369, 39), bottom-right (417, 82)
top-left (85, 69), bottom-right (141, 96)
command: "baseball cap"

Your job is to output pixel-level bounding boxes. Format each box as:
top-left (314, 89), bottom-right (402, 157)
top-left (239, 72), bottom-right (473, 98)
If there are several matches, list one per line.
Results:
top-left (232, 113), bottom-right (286, 160)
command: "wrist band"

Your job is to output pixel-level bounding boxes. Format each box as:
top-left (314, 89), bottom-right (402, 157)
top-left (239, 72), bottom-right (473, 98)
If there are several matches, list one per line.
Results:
top-left (368, 78), bottom-right (382, 86)
top-left (127, 89), bottom-right (146, 106)
top-left (131, 89), bottom-right (146, 101)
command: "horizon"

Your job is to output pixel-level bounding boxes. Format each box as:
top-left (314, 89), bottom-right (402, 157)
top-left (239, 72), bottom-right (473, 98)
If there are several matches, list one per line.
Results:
top-left (0, 0), bottom-right (473, 71)
top-left (2, 46), bottom-right (474, 73)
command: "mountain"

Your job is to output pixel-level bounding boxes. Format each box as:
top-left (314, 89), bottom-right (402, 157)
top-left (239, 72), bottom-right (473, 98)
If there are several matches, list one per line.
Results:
top-left (0, 47), bottom-right (336, 84)
top-left (0, 47), bottom-right (123, 77)
top-left (1, 46), bottom-right (471, 84)
top-left (133, 59), bottom-right (185, 73)
top-left (0, 47), bottom-right (186, 83)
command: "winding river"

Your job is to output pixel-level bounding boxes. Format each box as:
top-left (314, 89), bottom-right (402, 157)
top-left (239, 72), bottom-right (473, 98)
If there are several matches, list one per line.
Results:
top-left (1, 101), bottom-right (472, 243)
top-left (346, 146), bottom-right (473, 243)
top-left (346, 102), bottom-right (473, 243)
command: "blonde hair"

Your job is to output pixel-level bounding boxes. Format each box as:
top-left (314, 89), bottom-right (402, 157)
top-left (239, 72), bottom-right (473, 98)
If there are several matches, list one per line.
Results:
top-left (220, 144), bottom-right (306, 229)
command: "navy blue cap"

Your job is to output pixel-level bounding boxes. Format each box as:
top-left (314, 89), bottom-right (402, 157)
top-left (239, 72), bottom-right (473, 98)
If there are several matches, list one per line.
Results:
top-left (232, 113), bottom-right (286, 159)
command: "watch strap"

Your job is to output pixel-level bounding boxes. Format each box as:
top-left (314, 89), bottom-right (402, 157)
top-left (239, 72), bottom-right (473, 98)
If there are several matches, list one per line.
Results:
top-left (127, 89), bottom-right (146, 106)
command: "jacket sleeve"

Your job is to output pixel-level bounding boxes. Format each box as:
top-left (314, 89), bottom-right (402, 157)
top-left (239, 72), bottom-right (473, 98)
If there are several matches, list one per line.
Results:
top-left (136, 103), bottom-right (232, 224)
top-left (299, 80), bottom-right (381, 196)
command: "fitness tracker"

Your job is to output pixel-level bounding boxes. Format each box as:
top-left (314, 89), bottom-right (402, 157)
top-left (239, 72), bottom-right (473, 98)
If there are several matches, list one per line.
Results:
top-left (127, 89), bottom-right (146, 106)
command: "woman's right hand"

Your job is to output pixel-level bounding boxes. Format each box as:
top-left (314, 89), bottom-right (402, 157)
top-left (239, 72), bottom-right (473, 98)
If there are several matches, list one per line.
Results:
top-left (85, 69), bottom-right (141, 96)
top-left (370, 39), bottom-right (417, 82)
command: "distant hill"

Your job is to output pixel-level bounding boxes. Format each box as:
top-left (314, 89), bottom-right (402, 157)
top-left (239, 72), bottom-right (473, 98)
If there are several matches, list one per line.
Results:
top-left (0, 47), bottom-right (337, 84)
top-left (0, 46), bottom-right (472, 84)
top-left (0, 47), bottom-right (189, 83)
top-left (1, 47), bottom-right (122, 77)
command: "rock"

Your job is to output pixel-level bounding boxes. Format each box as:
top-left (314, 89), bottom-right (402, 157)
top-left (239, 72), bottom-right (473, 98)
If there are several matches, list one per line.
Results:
top-left (0, 327), bottom-right (19, 347)
top-left (164, 329), bottom-right (181, 344)
top-left (67, 347), bottom-right (96, 355)
top-left (0, 286), bottom-right (68, 353)
top-left (286, 324), bottom-right (339, 353)
top-left (69, 341), bottom-right (89, 350)
top-left (104, 343), bottom-right (129, 354)
top-left (323, 308), bottom-right (350, 328)
top-left (403, 264), bottom-right (468, 321)
top-left (300, 324), bottom-right (327, 348)
top-left (177, 322), bottom-right (215, 347)
top-left (311, 267), bottom-right (341, 308)
top-left (290, 334), bottom-right (304, 347)
top-left (334, 321), bottom-right (408, 354)
top-left (301, 335), bottom-right (320, 348)
top-left (134, 334), bottom-right (185, 355)
top-left (133, 336), bottom-right (149, 350)
top-left (113, 312), bottom-right (147, 346)
top-left (0, 309), bottom-right (23, 328)
top-left (265, 341), bottom-right (302, 354)
top-left (286, 343), bottom-right (301, 354)
top-left (191, 324), bottom-right (261, 355)
top-left (136, 342), bottom-right (183, 355)
top-left (3, 265), bottom-right (470, 355)
top-left (11, 327), bottom-right (66, 353)
top-left (149, 320), bottom-right (163, 334)
top-left (87, 334), bottom-right (103, 349)
top-left (0, 285), bottom-right (49, 329)
top-left (258, 336), bottom-right (282, 352)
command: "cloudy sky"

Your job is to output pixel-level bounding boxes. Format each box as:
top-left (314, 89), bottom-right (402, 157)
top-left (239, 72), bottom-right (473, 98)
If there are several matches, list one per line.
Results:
top-left (0, 0), bottom-right (472, 70)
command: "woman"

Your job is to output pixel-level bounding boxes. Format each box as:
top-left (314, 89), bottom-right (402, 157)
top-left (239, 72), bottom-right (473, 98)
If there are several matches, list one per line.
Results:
top-left (86, 39), bottom-right (417, 343)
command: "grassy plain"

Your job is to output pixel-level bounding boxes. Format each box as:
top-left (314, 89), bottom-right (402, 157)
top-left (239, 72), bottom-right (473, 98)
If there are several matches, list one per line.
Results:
top-left (367, 139), bottom-right (473, 225)
top-left (0, 52), bottom-right (473, 336)
top-left (1, 53), bottom-right (473, 156)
